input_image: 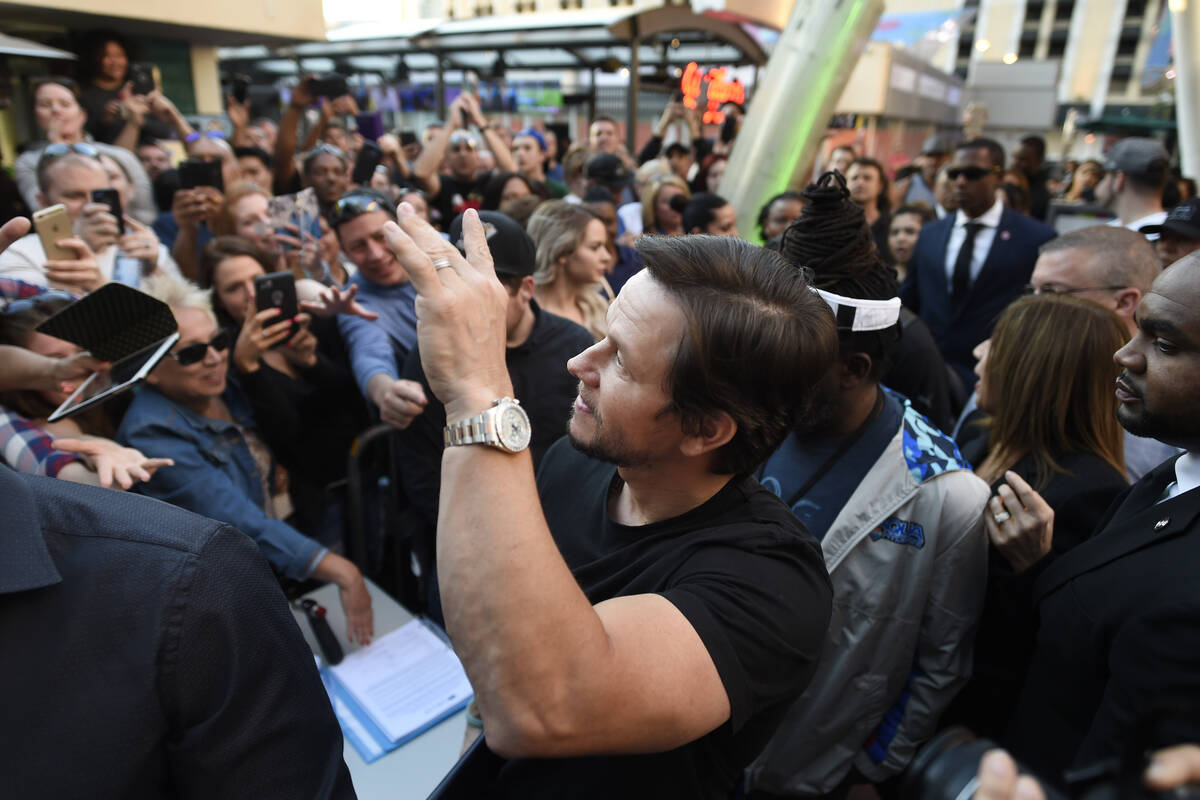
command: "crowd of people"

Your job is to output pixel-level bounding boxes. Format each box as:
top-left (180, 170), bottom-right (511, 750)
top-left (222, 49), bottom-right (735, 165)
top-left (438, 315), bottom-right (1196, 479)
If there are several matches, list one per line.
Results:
top-left (4, 29), bottom-right (1200, 800)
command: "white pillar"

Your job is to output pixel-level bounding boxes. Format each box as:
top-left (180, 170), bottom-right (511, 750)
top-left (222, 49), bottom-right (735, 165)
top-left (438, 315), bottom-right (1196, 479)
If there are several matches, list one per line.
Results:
top-left (719, 0), bottom-right (885, 242)
top-left (1170, 0), bottom-right (1200, 177)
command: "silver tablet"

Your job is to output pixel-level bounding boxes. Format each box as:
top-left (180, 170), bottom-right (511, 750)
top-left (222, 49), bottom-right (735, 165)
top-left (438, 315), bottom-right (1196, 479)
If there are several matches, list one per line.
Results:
top-left (46, 332), bottom-right (180, 423)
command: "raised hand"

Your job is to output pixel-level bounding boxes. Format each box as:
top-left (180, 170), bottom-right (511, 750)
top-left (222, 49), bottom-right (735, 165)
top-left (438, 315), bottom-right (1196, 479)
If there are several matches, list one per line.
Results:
top-left (298, 282), bottom-right (379, 321)
top-left (985, 470), bottom-right (1055, 573)
top-left (45, 238), bottom-right (106, 293)
top-left (381, 204), bottom-right (510, 422)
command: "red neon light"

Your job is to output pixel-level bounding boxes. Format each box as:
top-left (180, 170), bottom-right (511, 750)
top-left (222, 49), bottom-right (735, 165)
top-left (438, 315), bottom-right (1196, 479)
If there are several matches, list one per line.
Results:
top-left (679, 61), bottom-right (745, 124)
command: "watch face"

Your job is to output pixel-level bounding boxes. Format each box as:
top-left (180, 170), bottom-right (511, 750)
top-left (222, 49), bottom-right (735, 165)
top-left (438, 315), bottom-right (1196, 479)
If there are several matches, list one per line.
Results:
top-left (497, 405), bottom-right (532, 452)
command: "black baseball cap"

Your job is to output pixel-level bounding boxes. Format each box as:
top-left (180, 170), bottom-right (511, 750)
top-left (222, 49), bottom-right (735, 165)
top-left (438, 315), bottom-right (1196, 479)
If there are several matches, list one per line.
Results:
top-left (585, 153), bottom-right (634, 187)
top-left (447, 210), bottom-right (536, 278)
top-left (1143, 198), bottom-right (1200, 241)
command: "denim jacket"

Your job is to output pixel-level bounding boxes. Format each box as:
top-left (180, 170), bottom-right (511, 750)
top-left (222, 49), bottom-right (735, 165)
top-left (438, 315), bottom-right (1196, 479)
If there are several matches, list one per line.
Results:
top-left (116, 383), bottom-right (326, 581)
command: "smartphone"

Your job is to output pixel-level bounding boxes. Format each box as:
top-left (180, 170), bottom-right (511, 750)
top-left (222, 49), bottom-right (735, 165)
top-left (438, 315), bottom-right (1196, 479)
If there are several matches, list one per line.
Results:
top-left (352, 140), bottom-right (384, 185)
top-left (310, 74), bottom-right (348, 99)
top-left (355, 111), bottom-right (385, 142)
top-left (254, 271), bottom-right (298, 345)
top-left (179, 158), bottom-right (224, 192)
top-left (399, 130), bottom-right (418, 148)
top-left (91, 188), bottom-right (125, 236)
top-left (129, 62), bottom-right (158, 96)
top-left (720, 114), bottom-right (738, 144)
top-left (32, 204), bottom-right (73, 261)
top-left (231, 75), bottom-right (250, 105)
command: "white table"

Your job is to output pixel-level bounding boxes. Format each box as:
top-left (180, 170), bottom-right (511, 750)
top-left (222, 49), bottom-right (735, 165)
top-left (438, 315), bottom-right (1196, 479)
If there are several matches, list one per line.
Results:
top-left (291, 579), bottom-right (469, 800)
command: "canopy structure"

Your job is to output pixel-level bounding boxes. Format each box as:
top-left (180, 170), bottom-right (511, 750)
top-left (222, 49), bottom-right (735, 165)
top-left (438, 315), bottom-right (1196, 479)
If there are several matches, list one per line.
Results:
top-left (0, 32), bottom-right (76, 60)
top-left (219, 6), bottom-right (772, 147)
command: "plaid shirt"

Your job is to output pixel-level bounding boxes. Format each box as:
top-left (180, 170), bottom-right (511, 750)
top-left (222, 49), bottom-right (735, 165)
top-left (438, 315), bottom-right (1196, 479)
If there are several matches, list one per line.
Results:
top-left (0, 406), bottom-right (80, 477)
top-left (0, 277), bottom-right (46, 302)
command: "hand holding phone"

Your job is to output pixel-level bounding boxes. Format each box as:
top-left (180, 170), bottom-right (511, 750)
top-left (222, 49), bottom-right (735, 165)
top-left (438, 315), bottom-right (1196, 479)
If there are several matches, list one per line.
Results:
top-left (129, 62), bottom-right (158, 96)
top-left (33, 204), bottom-right (73, 261)
top-left (352, 140), bottom-right (384, 185)
top-left (179, 159), bottom-right (224, 192)
top-left (91, 189), bottom-right (126, 236)
top-left (253, 271), bottom-right (299, 348)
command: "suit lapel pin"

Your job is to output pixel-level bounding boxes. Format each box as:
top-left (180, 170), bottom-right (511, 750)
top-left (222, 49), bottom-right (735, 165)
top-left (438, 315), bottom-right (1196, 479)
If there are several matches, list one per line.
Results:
top-left (1155, 518), bottom-right (1170, 530)
top-left (1000, 230), bottom-right (1011, 240)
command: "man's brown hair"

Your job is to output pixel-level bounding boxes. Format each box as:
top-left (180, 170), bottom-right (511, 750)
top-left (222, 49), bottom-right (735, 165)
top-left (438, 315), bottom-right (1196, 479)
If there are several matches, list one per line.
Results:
top-left (637, 234), bottom-right (838, 476)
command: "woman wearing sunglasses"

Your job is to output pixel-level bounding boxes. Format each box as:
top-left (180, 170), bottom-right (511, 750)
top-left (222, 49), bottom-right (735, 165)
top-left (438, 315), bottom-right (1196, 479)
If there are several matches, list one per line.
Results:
top-left (0, 286), bottom-right (172, 489)
top-left (117, 272), bottom-right (374, 645)
top-left (197, 235), bottom-right (369, 548)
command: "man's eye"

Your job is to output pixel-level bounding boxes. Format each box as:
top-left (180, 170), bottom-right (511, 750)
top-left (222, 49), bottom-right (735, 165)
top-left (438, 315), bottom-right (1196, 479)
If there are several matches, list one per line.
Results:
top-left (1155, 339), bottom-right (1177, 354)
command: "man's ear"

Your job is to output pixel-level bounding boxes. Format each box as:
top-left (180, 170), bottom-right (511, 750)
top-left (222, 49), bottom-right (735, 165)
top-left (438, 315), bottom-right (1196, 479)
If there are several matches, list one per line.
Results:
top-left (680, 409), bottom-right (737, 459)
top-left (1113, 287), bottom-right (1142, 319)
top-left (840, 352), bottom-right (873, 389)
top-left (519, 275), bottom-right (536, 301)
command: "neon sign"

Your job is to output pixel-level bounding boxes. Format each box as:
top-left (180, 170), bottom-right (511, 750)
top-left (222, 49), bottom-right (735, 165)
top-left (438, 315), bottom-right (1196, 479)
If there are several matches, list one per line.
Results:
top-left (680, 61), bottom-right (746, 124)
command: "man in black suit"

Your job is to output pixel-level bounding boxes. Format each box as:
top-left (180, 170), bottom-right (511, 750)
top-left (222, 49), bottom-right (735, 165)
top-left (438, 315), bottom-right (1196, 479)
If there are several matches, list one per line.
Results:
top-left (900, 138), bottom-right (1056, 389)
top-left (0, 466), bottom-right (356, 799)
top-left (979, 251), bottom-right (1200, 790)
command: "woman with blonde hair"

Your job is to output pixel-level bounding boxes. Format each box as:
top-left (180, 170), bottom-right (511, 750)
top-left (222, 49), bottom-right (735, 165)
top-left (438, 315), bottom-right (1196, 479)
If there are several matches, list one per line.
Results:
top-left (528, 200), bottom-right (613, 341)
top-left (640, 174), bottom-right (690, 236)
top-left (946, 292), bottom-right (1129, 740)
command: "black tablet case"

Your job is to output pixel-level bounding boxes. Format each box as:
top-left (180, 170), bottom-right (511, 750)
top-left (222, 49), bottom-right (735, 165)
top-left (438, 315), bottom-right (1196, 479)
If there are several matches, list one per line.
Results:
top-left (35, 283), bottom-right (178, 362)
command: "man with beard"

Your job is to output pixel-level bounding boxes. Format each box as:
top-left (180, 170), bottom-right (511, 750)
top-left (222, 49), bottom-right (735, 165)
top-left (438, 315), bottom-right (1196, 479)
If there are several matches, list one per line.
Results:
top-left (381, 209), bottom-right (838, 799)
top-left (982, 250), bottom-right (1200, 789)
top-left (748, 176), bottom-right (989, 800)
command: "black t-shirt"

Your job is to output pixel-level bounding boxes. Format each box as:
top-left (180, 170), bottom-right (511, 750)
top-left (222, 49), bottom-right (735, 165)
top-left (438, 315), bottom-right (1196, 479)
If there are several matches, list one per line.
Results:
top-left (430, 171), bottom-right (492, 228)
top-left (491, 440), bottom-right (834, 799)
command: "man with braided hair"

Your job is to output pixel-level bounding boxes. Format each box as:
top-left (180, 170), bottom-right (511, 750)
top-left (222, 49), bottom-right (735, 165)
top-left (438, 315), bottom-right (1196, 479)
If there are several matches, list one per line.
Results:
top-left (746, 172), bottom-right (990, 800)
top-left (780, 173), bottom-right (959, 430)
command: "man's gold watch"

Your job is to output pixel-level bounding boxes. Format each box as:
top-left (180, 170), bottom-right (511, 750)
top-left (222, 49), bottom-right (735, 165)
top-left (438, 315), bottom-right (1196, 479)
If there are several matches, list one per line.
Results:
top-left (443, 397), bottom-right (531, 454)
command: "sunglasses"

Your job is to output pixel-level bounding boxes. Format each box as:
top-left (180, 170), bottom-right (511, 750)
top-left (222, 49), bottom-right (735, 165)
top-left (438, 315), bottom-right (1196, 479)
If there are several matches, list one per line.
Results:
top-left (184, 130), bottom-right (228, 144)
top-left (37, 142), bottom-right (100, 168)
top-left (169, 329), bottom-right (231, 366)
top-left (331, 191), bottom-right (391, 228)
top-left (947, 166), bottom-right (1002, 181)
top-left (1, 288), bottom-right (77, 315)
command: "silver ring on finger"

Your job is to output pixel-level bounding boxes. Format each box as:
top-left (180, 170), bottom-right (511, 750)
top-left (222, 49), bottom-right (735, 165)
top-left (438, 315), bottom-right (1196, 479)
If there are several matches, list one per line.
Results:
top-left (992, 510), bottom-right (1012, 524)
top-left (432, 258), bottom-right (453, 270)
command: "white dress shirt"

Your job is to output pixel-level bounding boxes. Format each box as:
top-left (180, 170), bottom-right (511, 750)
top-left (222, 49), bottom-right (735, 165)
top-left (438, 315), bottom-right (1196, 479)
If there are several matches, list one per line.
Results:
top-left (1107, 210), bottom-right (1168, 241)
top-left (943, 197), bottom-right (1004, 288)
top-left (1163, 452), bottom-right (1200, 502)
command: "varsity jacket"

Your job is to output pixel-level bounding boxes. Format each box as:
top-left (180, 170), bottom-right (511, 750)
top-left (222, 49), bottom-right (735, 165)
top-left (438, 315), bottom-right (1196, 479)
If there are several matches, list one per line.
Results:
top-left (748, 398), bottom-right (990, 796)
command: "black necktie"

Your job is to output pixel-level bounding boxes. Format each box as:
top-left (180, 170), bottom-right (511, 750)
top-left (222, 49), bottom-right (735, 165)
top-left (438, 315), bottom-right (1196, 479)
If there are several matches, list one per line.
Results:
top-left (952, 222), bottom-right (983, 304)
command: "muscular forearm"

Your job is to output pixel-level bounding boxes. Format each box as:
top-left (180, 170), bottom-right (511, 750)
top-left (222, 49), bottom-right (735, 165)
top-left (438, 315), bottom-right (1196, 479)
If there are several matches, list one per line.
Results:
top-left (300, 116), bottom-right (327, 153)
top-left (172, 225), bottom-right (200, 281)
top-left (437, 406), bottom-right (612, 754)
top-left (274, 106), bottom-right (303, 188)
top-left (113, 121), bottom-right (141, 154)
top-left (413, 124), bottom-right (453, 182)
top-left (484, 128), bottom-right (516, 173)
top-left (0, 347), bottom-right (59, 392)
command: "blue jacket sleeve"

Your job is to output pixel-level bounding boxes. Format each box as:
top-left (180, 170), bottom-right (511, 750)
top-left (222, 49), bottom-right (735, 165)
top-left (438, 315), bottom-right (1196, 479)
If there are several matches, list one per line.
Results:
top-left (337, 311), bottom-right (398, 397)
top-left (119, 420), bottom-right (326, 581)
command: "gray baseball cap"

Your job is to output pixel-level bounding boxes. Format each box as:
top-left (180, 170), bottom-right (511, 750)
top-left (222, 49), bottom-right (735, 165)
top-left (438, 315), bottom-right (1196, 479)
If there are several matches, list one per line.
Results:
top-left (921, 135), bottom-right (950, 155)
top-left (1103, 137), bottom-right (1169, 177)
